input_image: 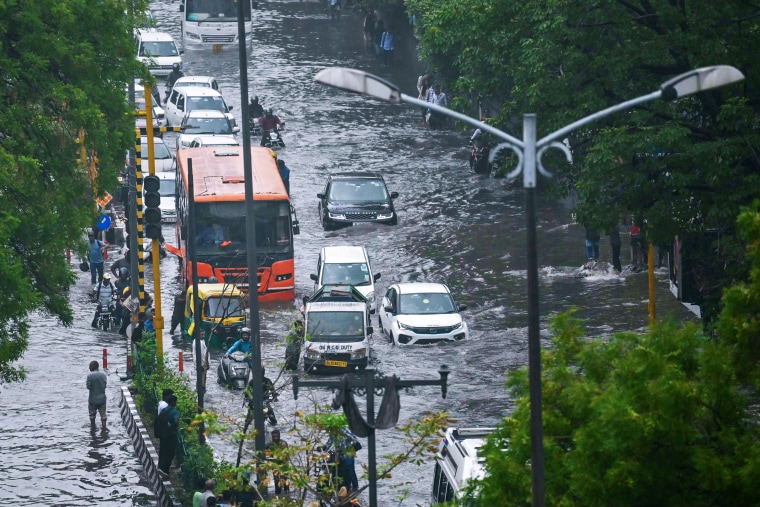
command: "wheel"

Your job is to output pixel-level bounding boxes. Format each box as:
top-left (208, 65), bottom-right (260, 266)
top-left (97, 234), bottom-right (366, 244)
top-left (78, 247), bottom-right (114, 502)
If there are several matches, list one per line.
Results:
top-left (101, 318), bottom-right (109, 331)
top-left (320, 205), bottom-right (335, 231)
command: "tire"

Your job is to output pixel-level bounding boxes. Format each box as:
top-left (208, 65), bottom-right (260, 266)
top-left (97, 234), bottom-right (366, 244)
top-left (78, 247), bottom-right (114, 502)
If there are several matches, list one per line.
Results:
top-left (320, 206), bottom-right (335, 231)
top-left (101, 318), bottom-right (109, 331)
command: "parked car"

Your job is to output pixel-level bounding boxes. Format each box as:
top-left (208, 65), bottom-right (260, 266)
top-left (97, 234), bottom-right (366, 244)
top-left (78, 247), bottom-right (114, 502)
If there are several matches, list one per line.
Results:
top-left (317, 172), bottom-right (398, 230)
top-left (377, 282), bottom-right (468, 345)
top-left (177, 109), bottom-right (239, 150)
top-left (164, 86), bottom-right (234, 127)
top-left (187, 135), bottom-right (240, 148)
top-left (135, 29), bottom-right (182, 77)
top-left (310, 245), bottom-right (380, 310)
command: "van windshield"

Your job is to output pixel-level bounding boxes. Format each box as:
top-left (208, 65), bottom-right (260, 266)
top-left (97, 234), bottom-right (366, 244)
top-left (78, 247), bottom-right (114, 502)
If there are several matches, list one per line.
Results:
top-left (321, 263), bottom-right (371, 286)
top-left (307, 311), bottom-right (365, 342)
top-left (139, 41), bottom-right (179, 57)
top-left (187, 96), bottom-right (228, 114)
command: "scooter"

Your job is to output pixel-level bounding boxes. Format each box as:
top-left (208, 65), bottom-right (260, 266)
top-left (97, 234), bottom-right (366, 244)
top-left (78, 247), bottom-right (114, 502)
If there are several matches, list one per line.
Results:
top-left (260, 126), bottom-right (286, 148)
top-left (217, 351), bottom-right (251, 390)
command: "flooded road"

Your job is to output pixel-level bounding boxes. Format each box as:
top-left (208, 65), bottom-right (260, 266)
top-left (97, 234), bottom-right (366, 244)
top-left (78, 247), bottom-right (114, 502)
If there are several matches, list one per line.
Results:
top-left (3, 1), bottom-right (697, 505)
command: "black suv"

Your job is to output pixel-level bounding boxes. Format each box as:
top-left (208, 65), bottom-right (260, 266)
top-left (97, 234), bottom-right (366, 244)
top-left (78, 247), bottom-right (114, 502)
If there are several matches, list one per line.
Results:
top-left (317, 172), bottom-right (399, 230)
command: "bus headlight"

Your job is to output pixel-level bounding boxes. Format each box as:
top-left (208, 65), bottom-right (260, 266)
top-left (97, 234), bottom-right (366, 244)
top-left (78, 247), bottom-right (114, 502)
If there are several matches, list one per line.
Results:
top-left (185, 31), bottom-right (201, 40)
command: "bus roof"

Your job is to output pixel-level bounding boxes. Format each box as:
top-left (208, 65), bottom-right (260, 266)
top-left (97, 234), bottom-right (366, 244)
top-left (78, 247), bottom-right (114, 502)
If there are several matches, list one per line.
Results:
top-left (176, 146), bottom-right (287, 202)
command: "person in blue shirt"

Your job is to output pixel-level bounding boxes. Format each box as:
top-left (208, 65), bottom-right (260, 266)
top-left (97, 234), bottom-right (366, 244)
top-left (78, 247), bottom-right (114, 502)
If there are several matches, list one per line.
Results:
top-left (276, 159), bottom-right (290, 196)
top-left (224, 327), bottom-right (252, 364)
top-left (87, 230), bottom-right (107, 284)
top-left (196, 224), bottom-right (224, 246)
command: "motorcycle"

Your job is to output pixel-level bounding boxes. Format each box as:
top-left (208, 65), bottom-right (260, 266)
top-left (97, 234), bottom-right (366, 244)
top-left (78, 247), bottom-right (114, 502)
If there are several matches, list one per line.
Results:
top-left (248, 116), bottom-right (262, 136)
top-left (260, 126), bottom-right (286, 149)
top-left (109, 293), bottom-right (121, 330)
top-left (217, 351), bottom-right (251, 390)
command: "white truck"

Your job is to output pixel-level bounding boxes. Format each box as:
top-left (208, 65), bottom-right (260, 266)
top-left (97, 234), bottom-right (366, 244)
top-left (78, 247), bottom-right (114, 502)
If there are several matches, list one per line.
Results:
top-left (301, 285), bottom-right (373, 373)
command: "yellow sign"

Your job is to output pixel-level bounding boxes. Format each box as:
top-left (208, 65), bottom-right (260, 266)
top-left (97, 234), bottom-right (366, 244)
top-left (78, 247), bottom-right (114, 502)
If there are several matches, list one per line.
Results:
top-left (96, 192), bottom-right (113, 208)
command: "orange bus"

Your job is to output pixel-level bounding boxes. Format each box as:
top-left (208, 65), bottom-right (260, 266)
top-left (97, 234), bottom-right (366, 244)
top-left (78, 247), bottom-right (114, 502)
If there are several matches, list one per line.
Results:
top-left (172, 146), bottom-right (299, 302)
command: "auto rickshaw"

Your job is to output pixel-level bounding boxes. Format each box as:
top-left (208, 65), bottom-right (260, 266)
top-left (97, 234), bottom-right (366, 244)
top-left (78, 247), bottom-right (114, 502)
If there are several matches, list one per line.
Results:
top-left (183, 283), bottom-right (247, 348)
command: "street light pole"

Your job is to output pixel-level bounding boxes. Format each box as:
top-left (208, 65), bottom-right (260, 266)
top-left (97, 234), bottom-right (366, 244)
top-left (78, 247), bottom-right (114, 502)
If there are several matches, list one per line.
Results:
top-left (314, 65), bottom-right (744, 507)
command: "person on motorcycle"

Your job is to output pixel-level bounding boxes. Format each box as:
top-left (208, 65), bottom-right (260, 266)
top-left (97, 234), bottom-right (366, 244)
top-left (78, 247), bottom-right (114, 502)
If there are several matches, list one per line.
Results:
top-left (249, 96), bottom-right (264, 120)
top-left (91, 273), bottom-right (115, 328)
top-left (224, 327), bottom-right (252, 365)
top-left (258, 109), bottom-right (284, 147)
top-left (110, 249), bottom-right (130, 278)
top-left (165, 63), bottom-right (184, 94)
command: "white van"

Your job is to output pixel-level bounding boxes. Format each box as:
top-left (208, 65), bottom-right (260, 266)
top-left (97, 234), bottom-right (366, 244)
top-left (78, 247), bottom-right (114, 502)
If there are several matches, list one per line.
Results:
top-left (164, 87), bottom-right (234, 127)
top-left (310, 246), bottom-right (380, 311)
top-left (135, 30), bottom-right (182, 77)
top-left (431, 427), bottom-right (494, 504)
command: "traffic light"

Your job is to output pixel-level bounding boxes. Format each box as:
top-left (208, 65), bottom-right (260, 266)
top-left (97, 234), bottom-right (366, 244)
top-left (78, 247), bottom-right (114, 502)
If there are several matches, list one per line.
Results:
top-left (143, 175), bottom-right (162, 240)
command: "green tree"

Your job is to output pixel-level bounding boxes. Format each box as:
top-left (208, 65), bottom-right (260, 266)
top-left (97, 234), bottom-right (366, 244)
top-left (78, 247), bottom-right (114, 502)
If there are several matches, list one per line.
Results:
top-left (0, 0), bottom-right (148, 384)
top-left (407, 0), bottom-right (760, 322)
top-left (472, 311), bottom-right (760, 507)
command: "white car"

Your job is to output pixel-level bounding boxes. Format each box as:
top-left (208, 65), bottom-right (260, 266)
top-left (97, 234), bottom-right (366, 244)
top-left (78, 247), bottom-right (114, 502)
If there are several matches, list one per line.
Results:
top-left (135, 29), bottom-right (182, 77)
top-left (164, 86), bottom-right (234, 127)
top-left (128, 137), bottom-right (174, 173)
top-left (177, 109), bottom-right (239, 150)
top-left (378, 282), bottom-right (468, 345)
top-left (157, 172), bottom-right (177, 223)
top-left (310, 246), bottom-right (380, 311)
top-left (171, 75), bottom-right (221, 93)
top-left (187, 135), bottom-right (240, 148)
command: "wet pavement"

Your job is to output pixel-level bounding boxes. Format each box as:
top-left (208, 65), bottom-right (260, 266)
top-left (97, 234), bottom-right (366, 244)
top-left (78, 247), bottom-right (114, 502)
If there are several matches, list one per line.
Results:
top-left (2, 1), bottom-right (698, 505)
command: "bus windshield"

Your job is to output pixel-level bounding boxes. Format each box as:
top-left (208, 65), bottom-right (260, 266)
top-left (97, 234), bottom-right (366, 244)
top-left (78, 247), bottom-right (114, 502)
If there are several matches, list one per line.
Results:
top-left (185, 0), bottom-right (252, 22)
top-left (194, 200), bottom-right (292, 258)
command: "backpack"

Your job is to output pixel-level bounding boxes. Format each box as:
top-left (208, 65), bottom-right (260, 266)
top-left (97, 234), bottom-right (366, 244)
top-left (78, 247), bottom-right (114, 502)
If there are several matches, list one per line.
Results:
top-left (154, 407), bottom-right (171, 439)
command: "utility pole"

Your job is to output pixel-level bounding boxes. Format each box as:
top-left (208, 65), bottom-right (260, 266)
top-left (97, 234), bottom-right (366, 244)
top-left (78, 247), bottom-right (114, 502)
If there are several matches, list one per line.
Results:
top-left (292, 365), bottom-right (451, 507)
top-left (188, 158), bottom-right (206, 445)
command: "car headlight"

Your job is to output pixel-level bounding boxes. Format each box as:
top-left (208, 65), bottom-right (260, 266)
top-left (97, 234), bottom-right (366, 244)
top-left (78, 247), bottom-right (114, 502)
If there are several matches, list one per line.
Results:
top-left (452, 321), bottom-right (462, 330)
top-left (328, 212), bottom-right (346, 220)
top-left (304, 348), bottom-right (321, 360)
top-left (366, 291), bottom-right (375, 303)
top-left (186, 32), bottom-right (201, 40)
top-left (399, 322), bottom-right (414, 331)
top-left (350, 348), bottom-right (366, 360)
top-left (377, 212), bottom-right (394, 219)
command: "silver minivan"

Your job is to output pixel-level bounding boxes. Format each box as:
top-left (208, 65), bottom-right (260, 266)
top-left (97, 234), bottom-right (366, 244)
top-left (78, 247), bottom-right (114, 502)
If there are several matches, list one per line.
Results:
top-left (310, 245), bottom-right (381, 311)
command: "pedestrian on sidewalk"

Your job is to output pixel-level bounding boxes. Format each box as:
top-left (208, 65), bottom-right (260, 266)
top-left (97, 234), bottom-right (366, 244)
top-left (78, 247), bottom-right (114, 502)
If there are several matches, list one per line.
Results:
top-left (584, 225), bottom-right (600, 262)
top-left (86, 360), bottom-right (107, 429)
top-left (157, 394), bottom-right (179, 477)
top-left (380, 25), bottom-right (395, 66)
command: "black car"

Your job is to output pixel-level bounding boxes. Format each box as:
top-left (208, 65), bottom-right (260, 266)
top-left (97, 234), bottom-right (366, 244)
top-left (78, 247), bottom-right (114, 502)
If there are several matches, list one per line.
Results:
top-left (317, 172), bottom-right (399, 230)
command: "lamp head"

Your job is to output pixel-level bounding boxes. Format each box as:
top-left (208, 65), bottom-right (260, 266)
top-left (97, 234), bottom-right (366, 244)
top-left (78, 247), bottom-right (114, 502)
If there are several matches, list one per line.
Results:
top-left (660, 65), bottom-right (744, 101)
top-left (315, 67), bottom-right (402, 104)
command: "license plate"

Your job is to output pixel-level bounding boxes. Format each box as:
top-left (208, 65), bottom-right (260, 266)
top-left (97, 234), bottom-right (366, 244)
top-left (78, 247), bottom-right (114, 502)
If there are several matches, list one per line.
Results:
top-left (325, 360), bottom-right (348, 368)
top-left (213, 44), bottom-right (223, 52)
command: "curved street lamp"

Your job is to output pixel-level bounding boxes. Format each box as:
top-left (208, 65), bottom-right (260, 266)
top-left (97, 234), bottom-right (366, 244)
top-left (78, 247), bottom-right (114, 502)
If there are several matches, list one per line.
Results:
top-left (315, 65), bottom-right (744, 507)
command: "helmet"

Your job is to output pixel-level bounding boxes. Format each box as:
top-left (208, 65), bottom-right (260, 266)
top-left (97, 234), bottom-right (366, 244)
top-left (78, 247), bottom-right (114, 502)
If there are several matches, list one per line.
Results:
top-left (103, 273), bottom-right (111, 280)
top-left (119, 267), bottom-right (129, 279)
top-left (267, 108), bottom-right (273, 115)
top-left (251, 95), bottom-right (258, 103)
top-left (241, 327), bottom-right (251, 337)
top-left (172, 62), bottom-right (180, 71)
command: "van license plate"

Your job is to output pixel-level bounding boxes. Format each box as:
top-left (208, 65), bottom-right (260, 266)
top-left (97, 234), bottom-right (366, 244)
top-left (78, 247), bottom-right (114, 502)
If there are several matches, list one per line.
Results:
top-left (213, 44), bottom-right (223, 52)
top-left (325, 360), bottom-right (348, 368)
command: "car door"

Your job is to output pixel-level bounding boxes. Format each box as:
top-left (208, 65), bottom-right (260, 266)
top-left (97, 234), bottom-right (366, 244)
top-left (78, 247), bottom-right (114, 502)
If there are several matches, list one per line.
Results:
top-left (379, 287), bottom-right (396, 337)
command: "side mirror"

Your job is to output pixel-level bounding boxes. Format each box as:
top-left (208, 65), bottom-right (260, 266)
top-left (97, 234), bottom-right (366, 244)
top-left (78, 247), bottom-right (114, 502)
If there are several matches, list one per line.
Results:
top-left (310, 273), bottom-right (318, 282)
top-left (383, 304), bottom-right (393, 313)
top-left (232, 126), bottom-right (241, 134)
top-left (390, 191), bottom-right (399, 199)
top-left (180, 224), bottom-right (187, 240)
top-left (317, 193), bottom-right (325, 199)
top-left (458, 304), bottom-right (467, 311)
top-left (373, 273), bottom-right (381, 282)
top-left (367, 326), bottom-right (373, 335)
top-left (179, 4), bottom-right (184, 12)
top-left (228, 105), bottom-right (234, 111)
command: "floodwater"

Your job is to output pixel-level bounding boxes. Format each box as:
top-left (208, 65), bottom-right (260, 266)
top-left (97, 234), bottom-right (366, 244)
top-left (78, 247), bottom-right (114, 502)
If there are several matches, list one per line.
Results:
top-left (2, 0), bottom-right (698, 505)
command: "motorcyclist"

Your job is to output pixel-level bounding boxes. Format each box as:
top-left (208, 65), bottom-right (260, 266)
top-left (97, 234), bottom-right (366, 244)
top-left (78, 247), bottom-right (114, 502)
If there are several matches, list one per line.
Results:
top-left (91, 273), bottom-right (115, 328)
top-left (249, 96), bottom-right (264, 120)
top-left (224, 327), bottom-right (252, 365)
top-left (110, 249), bottom-right (130, 277)
top-left (258, 109), bottom-right (284, 147)
top-left (165, 63), bottom-right (184, 94)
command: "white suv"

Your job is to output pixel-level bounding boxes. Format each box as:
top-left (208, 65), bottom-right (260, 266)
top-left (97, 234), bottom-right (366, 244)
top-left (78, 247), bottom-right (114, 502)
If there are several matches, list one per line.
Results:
top-left (310, 246), bottom-right (380, 311)
top-left (135, 30), bottom-right (182, 77)
top-left (164, 86), bottom-right (234, 127)
top-left (177, 110), bottom-right (239, 150)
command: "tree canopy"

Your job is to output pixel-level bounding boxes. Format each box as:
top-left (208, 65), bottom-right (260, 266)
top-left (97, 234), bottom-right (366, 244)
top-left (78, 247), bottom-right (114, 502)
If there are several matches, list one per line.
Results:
top-left (406, 0), bottom-right (760, 321)
top-left (0, 0), bottom-right (148, 385)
